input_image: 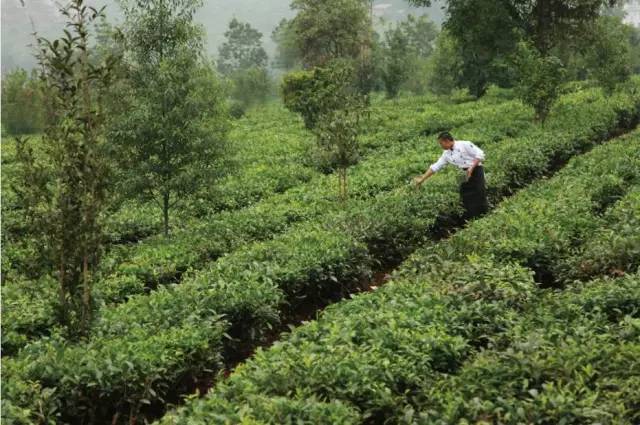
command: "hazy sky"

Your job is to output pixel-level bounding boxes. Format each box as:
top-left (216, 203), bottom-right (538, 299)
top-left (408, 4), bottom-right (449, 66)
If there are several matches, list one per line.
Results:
top-left (1, 0), bottom-right (444, 72)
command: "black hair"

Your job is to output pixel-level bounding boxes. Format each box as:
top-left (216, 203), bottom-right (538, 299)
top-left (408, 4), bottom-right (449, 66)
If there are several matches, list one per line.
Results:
top-left (437, 131), bottom-right (454, 142)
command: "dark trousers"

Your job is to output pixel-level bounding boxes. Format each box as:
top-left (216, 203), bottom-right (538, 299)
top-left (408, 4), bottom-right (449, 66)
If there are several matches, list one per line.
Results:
top-left (460, 165), bottom-right (488, 220)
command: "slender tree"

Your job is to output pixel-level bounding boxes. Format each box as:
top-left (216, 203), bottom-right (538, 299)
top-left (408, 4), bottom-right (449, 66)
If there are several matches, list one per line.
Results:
top-left (218, 18), bottom-right (271, 111)
top-left (14, 0), bottom-right (117, 336)
top-left (111, 0), bottom-right (230, 236)
top-left (217, 18), bottom-right (268, 75)
top-left (271, 18), bottom-right (302, 69)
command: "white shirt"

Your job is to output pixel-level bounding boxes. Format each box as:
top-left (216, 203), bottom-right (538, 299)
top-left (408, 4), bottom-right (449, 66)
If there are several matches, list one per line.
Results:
top-left (430, 140), bottom-right (485, 173)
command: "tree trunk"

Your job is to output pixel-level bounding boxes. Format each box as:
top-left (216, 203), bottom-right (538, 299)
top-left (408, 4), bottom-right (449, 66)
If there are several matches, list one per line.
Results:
top-left (163, 191), bottom-right (170, 237)
top-left (82, 253), bottom-right (91, 335)
top-left (535, 0), bottom-right (551, 55)
top-left (58, 251), bottom-right (68, 326)
top-left (344, 167), bottom-right (348, 201)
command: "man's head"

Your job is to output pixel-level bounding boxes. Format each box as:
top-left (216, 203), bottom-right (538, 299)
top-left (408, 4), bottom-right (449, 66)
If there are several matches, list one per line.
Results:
top-left (437, 131), bottom-right (454, 150)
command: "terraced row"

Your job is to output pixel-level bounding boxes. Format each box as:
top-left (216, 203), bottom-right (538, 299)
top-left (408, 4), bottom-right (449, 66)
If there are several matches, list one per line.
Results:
top-left (158, 129), bottom-right (640, 425)
top-left (1, 95), bottom-right (533, 354)
top-left (3, 83), bottom-right (638, 424)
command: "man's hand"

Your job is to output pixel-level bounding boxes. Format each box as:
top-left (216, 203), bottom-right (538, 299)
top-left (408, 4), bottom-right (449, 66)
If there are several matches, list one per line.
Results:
top-left (466, 159), bottom-right (480, 181)
top-left (466, 167), bottom-right (474, 180)
top-left (413, 176), bottom-right (424, 187)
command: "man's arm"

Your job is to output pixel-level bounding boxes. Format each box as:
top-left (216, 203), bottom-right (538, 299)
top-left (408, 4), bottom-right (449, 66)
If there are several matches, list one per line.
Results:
top-left (414, 153), bottom-right (446, 187)
top-left (414, 167), bottom-right (435, 186)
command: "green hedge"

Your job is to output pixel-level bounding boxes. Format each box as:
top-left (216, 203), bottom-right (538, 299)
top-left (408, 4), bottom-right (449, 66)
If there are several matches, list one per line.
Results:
top-left (159, 130), bottom-right (640, 425)
top-left (3, 82), bottom-right (639, 424)
top-left (2, 95), bottom-right (515, 354)
top-left (416, 272), bottom-right (640, 424)
top-left (556, 186), bottom-right (640, 283)
top-left (160, 258), bottom-right (537, 424)
top-left (401, 130), bottom-right (640, 283)
top-left (94, 98), bottom-right (531, 302)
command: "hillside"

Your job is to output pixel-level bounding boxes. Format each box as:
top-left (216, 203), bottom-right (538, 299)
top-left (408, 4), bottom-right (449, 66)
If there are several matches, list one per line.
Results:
top-left (3, 79), bottom-right (640, 424)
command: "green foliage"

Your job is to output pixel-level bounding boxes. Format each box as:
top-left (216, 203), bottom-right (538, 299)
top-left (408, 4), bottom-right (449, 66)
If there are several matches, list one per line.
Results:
top-left (558, 184), bottom-right (640, 282)
top-left (290, 0), bottom-right (370, 66)
top-left (583, 16), bottom-right (632, 92)
top-left (164, 122), bottom-right (640, 425)
top-left (217, 18), bottom-right (271, 110)
top-left (165, 259), bottom-right (536, 424)
top-left (271, 18), bottom-right (302, 70)
top-left (217, 18), bottom-right (268, 75)
top-left (281, 60), bottom-right (361, 129)
top-left (412, 0), bottom-right (624, 96)
top-left (381, 24), bottom-right (412, 98)
top-left (421, 273), bottom-right (640, 424)
top-left (0, 69), bottom-right (45, 135)
top-left (230, 66), bottom-right (271, 111)
top-left (6, 81), bottom-right (639, 424)
top-left (443, 0), bottom-right (522, 96)
top-left (630, 24), bottom-right (640, 75)
top-left (111, 0), bottom-right (230, 236)
top-left (425, 31), bottom-right (464, 95)
top-left (379, 14), bottom-right (439, 97)
top-left (397, 14), bottom-right (438, 58)
top-left (1, 276), bottom-right (59, 357)
top-left (89, 96), bottom-right (526, 308)
top-left (282, 59), bottom-right (366, 197)
top-left (513, 41), bottom-right (566, 122)
top-left (161, 395), bottom-right (361, 424)
top-left (15, 0), bottom-right (118, 337)
top-left (314, 107), bottom-right (364, 200)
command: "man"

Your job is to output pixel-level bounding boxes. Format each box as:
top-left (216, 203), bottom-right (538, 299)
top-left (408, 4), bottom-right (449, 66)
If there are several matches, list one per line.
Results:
top-left (413, 131), bottom-right (488, 220)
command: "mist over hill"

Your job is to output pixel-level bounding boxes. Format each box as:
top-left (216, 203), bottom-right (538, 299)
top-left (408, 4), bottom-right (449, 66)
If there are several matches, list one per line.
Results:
top-left (1, 0), bottom-right (444, 73)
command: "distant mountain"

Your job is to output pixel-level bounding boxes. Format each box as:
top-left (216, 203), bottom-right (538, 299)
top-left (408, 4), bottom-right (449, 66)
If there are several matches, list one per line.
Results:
top-left (1, 0), bottom-right (445, 73)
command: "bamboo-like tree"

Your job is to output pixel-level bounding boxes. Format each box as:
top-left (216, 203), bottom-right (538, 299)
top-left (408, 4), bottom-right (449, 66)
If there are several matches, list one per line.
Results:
top-left (14, 0), bottom-right (117, 336)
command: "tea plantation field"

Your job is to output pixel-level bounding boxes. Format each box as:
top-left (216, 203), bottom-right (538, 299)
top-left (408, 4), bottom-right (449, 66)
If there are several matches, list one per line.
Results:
top-left (3, 79), bottom-right (640, 424)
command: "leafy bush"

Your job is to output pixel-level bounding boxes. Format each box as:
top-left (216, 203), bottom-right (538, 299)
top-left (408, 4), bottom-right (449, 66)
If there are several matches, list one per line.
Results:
top-left (0, 69), bottom-right (45, 135)
top-left (420, 273), bottom-right (640, 424)
top-left (163, 131), bottom-right (640, 424)
top-left (230, 66), bottom-right (272, 109)
top-left (5, 81), bottom-right (640, 424)
top-left (557, 185), bottom-right (640, 282)
top-left (513, 41), bottom-right (566, 122)
top-left (281, 60), bottom-right (360, 129)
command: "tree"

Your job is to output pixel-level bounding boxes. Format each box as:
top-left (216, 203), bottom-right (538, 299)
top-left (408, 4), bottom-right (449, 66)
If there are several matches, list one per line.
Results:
top-left (15, 0), bottom-right (117, 336)
top-left (629, 24), bottom-right (640, 75)
top-left (231, 67), bottom-right (271, 111)
top-left (282, 59), bottom-right (365, 200)
top-left (381, 24), bottom-right (412, 98)
top-left (112, 0), bottom-right (230, 236)
top-left (421, 30), bottom-right (465, 95)
top-left (398, 14), bottom-right (439, 58)
top-left (1, 69), bottom-right (45, 135)
top-left (407, 0), bottom-right (622, 95)
top-left (583, 16), bottom-right (632, 92)
top-left (282, 59), bottom-right (362, 129)
top-left (290, 0), bottom-right (371, 67)
top-left (271, 18), bottom-right (302, 69)
top-left (512, 41), bottom-right (566, 123)
top-left (314, 107), bottom-right (363, 201)
top-left (380, 14), bottom-right (439, 97)
top-left (218, 18), bottom-right (271, 113)
top-left (443, 0), bottom-right (522, 96)
top-left (217, 18), bottom-right (268, 75)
